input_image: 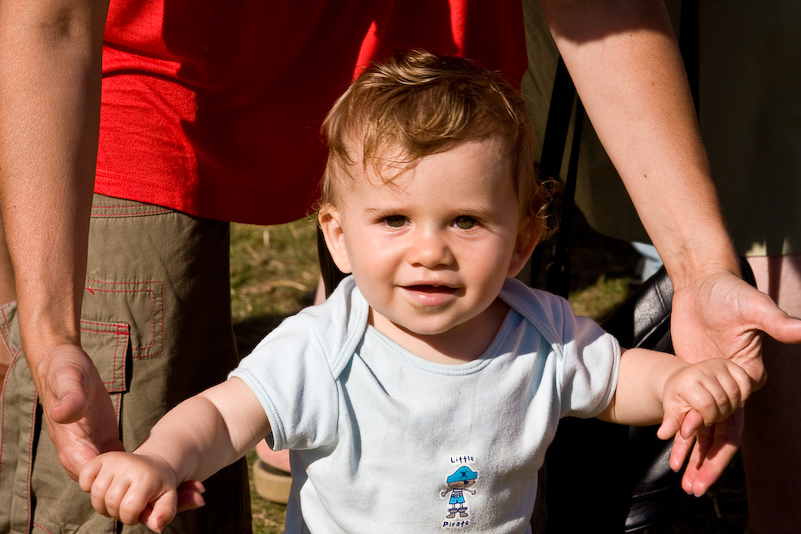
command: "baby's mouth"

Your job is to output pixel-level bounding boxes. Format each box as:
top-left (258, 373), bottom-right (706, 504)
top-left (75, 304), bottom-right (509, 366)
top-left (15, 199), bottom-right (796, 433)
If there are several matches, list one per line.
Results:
top-left (404, 284), bottom-right (457, 294)
top-left (401, 284), bottom-right (461, 306)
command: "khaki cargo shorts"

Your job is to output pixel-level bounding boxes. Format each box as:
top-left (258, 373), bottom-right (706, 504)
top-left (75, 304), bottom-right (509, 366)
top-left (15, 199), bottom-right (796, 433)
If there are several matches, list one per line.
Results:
top-left (0, 195), bottom-right (252, 533)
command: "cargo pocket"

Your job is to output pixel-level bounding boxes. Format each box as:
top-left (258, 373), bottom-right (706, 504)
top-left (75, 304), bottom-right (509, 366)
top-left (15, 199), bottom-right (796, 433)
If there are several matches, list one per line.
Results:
top-left (79, 320), bottom-right (132, 413)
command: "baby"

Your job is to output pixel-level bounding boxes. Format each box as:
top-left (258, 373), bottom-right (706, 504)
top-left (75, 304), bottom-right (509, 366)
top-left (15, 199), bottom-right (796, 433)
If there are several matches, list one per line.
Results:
top-left (79, 50), bottom-right (752, 533)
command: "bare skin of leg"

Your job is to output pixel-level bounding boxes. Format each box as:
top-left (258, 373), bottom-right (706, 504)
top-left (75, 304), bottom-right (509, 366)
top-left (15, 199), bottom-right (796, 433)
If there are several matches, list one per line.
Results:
top-left (742, 254), bottom-right (801, 533)
top-left (0, 216), bottom-right (16, 384)
top-left (254, 275), bottom-right (327, 474)
top-left (255, 439), bottom-right (292, 473)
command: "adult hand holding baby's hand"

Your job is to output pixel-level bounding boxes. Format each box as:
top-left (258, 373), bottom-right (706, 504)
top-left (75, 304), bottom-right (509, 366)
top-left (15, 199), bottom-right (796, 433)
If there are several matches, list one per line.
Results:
top-left (667, 267), bottom-right (801, 496)
top-left (657, 358), bottom-right (753, 496)
top-left (79, 451), bottom-right (205, 532)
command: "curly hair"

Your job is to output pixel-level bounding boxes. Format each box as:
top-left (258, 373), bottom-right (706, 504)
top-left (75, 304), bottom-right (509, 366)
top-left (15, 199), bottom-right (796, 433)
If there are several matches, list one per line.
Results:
top-left (319, 49), bottom-right (552, 243)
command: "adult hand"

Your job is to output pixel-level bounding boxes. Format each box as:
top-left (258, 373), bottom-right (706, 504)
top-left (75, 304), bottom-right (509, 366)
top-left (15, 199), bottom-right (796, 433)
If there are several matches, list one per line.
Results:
top-left (138, 480), bottom-right (206, 533)
top-left (34, 344), bottom-right (124, 480)
top-left (671, 268), bottom-right (801, 382)
top-left (668, 269), bottom-right (801, 492)
top-left (668, 409), bottom-right (743, 496)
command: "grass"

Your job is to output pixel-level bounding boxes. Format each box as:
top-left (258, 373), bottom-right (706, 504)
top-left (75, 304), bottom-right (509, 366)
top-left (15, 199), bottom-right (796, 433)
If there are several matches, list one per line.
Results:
top-left (230, 210), bottom-right (747, 533)
top-left (230, 217), bottom-right (320, 358)
top-left (230, 217), bottom-right (319, 321)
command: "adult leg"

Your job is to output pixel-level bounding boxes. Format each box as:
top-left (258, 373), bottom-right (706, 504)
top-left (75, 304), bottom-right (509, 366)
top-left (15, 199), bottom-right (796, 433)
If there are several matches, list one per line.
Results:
top-left (742, 254), bottom-right (801, 533)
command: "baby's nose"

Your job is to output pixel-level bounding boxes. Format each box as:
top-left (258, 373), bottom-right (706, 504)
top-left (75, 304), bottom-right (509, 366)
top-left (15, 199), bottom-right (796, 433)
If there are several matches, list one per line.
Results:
top-left (408, 232), bottom-right (454, 268)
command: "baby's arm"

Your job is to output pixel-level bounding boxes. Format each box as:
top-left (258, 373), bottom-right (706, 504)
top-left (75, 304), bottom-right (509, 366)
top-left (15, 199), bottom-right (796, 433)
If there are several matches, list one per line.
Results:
top-left (78, 377), bottom-right (270, 532)
top-left (597, 349), bottom-right (754, 488)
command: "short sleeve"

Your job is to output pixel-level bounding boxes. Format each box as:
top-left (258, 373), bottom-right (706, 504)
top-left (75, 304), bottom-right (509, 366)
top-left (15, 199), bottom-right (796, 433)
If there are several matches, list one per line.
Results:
top-left (498, 277), bottom-right (620, 419)
top-left (229, 313), bottom-right (341, 451)
top-left (555, 308), bottom-right (621, 418)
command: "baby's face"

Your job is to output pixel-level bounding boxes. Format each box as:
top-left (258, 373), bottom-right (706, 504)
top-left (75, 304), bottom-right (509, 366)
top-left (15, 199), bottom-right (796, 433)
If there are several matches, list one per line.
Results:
top-left (321, 136), bottom-right (535, 359)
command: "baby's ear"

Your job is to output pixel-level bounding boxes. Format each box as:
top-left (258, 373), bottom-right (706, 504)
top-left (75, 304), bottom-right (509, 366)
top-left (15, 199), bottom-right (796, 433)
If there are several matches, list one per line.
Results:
top-left (507, 226), bottom-right (542, 278)
top-left (318, 205), bottom-right (353, 274)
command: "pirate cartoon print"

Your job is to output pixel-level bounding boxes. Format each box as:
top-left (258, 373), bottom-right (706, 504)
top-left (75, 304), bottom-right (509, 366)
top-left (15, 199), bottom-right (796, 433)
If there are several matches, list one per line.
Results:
top-left (441, 463), bottom-right (478, 526)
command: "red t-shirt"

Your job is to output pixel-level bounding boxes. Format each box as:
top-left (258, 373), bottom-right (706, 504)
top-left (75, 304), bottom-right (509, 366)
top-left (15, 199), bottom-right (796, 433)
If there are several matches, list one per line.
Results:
top-left (97, 0), bottom-right (527, 225)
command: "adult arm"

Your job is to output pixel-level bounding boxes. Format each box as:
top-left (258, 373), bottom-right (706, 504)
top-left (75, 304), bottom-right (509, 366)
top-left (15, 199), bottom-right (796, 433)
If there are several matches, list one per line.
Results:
top-left (541, 0), bottom-right (801, 492)
top-left (0, 0), bottom-right (120, 479)
top-left (540, 0), bottom-right (801, 379)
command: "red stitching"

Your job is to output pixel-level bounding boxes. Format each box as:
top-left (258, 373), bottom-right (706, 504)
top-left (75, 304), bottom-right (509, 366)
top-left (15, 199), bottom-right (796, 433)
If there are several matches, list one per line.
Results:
top-left (80, 326), bottom-right (128, 334)
top-left (0, 307), bottom-right (21, 359)
top-left (0, 305), bottom-right (22, 485)
top-left (0, 349), bottom-right (21, 461)
top-left (84, 293), bottom-right (155, 303)
top-left (84, 288), bottom-right (157, 353)
top-left (83, 280), bottom-right (163, 359)
top-left (110, 328), bottom-right (122, 388)
top-left (91, 210), bottom-right (173, 217)
top-left (79, 322), bottom-right (129, 382)
top-left (92, 205), bottom-right (170, 210)
top-left (86, 278), bottom-right (159, 285)
top-left (0, 307), bottom-right (131, 532)
top-left (93, 204), bottom-right (158, 208)
top-left (91, 203), bottom-right (174, 217)
top-left (77, 326), bottom-right (127, 388)
top-left (0, 349), bottom-right (16, 484)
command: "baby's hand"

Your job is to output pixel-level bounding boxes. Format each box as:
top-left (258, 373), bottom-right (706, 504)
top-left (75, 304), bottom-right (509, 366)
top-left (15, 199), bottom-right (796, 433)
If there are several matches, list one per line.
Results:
top-left (658, 358), bottom-right (753, 441)
top-left (79, 451), bottom-right (201, 532)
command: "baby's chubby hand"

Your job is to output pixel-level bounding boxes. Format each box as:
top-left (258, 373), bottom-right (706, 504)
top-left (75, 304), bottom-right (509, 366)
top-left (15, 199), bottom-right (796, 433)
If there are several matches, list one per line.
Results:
top-left (79, 451), bottom-right (205, 532)
top-left (657, 358), bottom-right (754, 442)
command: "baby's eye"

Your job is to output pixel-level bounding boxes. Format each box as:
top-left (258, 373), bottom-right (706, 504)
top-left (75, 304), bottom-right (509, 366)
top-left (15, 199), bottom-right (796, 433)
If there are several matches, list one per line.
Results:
top-left (383, 215), bottom-right (408, 228)
top-left (453, 216), bottom-right (477, 230)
